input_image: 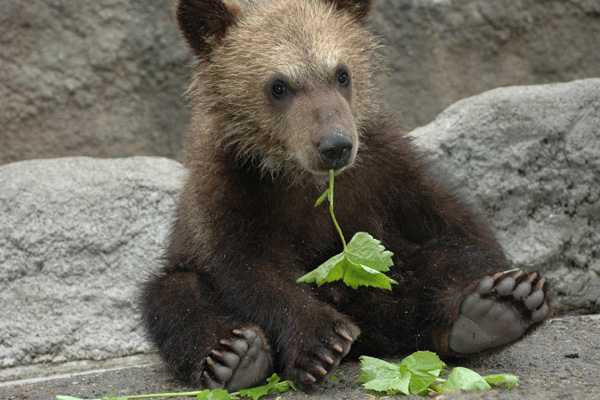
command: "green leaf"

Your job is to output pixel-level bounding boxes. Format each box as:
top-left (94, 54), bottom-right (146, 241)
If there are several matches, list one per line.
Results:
top-left (297, 233), bottom-right (397, 290)
top-left (345, 232), bottom-right (394, 273)
top-left (239, 377), bottom-right (275, 400)
top-left (328, 375), bottom-right (340, 382)
top-left (238, 385), bottom-right (270, 400)
top-left (238, 373), bottom-right (296, 400)
top-left (358, 353), bottom-right (518, 397)
top-left (296, 253), bottom-right (345, 286)
top-left (358, 356), bottom-right (410, 395)
top-left (195, 389), bottom-right (233, 400)
top-left (315, 188), bottom-right (329, 207)
top-left (298, 169), bottom-right (397, 290)
top-left (363, 375), bottom-right (411, 395)
top-left (358, 356), bottom-right (403, 383)
top-left (341, 258), bottom-right (397, 290)
top-left (483, 373), bottom-right (519, 390)
top-left (442, 367), bottom-right (492, 392)
top-left (342, 232), bottom-right (397, 290)
top-left (399, 351), bottom-right (446, 394)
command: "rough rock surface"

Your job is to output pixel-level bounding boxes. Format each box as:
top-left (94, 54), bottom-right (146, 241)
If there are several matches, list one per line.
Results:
top-left (410, 78), bottom-right (600, 316)
top-left (0, 1), bottom-right (191, 165)
top-left (370, 0), bottom-right (600, 128)
top-left (2, 0), bottom-right (599, 164)
top-left (0, 157), bottom-right (185, 369)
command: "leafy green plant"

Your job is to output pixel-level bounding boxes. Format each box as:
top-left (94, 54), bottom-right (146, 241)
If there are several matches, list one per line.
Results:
top-left (297, 170), bottom-right (397, 290)
top-left (56, 373), bottom-right (297, 400)
top-left (238, 374), bottom-right (297, 400)
top-left (57, 352), bottom-right (518, 400)
top-left (358, 351), bottom-right (518, 396)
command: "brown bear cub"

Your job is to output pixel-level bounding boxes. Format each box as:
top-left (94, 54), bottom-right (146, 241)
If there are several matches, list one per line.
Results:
top-left (141, 0), bottom-right (549, 393)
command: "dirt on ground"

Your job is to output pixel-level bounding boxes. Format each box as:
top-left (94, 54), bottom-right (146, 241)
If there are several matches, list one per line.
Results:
top-left (2, 315), bottom-right (598, 400)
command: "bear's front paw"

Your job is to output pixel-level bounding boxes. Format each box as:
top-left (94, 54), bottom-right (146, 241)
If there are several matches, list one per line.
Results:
top-left (199, 327), bottom-right (273, 392)
top-left (286, 322), bottom-right (360, 393)
top-left (449, 270), bottom-right (549, 355)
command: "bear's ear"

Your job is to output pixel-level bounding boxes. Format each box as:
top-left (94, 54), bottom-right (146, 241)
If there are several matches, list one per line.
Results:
top-left (176, 0), bottom-right (241, 58)
top-left (325, 0), bottom-right (374, 23)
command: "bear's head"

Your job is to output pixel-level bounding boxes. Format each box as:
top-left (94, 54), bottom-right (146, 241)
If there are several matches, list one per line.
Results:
top-left (178, 0), bottom-right (378, 183)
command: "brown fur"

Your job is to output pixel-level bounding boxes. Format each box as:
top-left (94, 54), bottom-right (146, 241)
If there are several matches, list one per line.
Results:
top-left (141, 0), bottom-right (547, 393)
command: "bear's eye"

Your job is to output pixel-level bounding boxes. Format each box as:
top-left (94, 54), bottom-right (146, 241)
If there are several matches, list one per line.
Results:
top-left (270, 81), bottom-right (289, 99)
top-left (337, 70), bottom-right (350, 87)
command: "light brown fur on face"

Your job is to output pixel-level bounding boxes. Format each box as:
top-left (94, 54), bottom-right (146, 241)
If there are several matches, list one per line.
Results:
top-left (186, 0), bottom-right (379, 183)
top-left (284, 87), bottom-right (358, 177)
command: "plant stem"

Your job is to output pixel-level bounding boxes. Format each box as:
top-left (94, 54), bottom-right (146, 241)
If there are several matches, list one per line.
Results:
top-left (328, 169), bottom-right (347, 251)
top-left (428, 383), bottom-right (443, 393)
top-left (57, 393), bottom-right (208, 400)
top-left (118, 392), bottom-right (207, 399)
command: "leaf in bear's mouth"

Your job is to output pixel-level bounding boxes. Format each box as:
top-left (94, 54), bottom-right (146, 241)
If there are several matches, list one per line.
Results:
top-left (297, 170), bottom-right (397, 290)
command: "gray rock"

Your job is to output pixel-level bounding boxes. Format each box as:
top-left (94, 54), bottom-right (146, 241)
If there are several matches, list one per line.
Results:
top-left (0, 0), bottom-right (191, 165)
top-left (0, 157), bottom-right (185, 369)
top-left (2, 0), bottom-right (599, 164)
top-left (370, 0), bottom-right (600, 128)
top-left (410, 78), bottom-right (600, 315)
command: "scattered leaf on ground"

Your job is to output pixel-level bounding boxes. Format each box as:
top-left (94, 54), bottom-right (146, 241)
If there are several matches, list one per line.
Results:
top-left (239, 374), bottom-right (297, 400)
top-left (358, 352), bottom-right (518, 396)
top-left (441, 367), bottom-right (492, 392)
top-left (483, 373), bottom-right (519, 390)
top-left (399, 351), bottom-right (446, 395)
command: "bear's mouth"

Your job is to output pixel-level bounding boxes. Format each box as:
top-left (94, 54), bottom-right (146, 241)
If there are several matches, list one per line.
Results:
top-left (311, 157), bottom-right (356, 181)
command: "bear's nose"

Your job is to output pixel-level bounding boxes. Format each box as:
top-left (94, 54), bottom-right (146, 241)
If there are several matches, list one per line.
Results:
top-left (317, 130), bottom-right (353, 170)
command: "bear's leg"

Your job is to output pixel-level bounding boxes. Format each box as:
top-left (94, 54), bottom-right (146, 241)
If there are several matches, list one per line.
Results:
top-left (448, 270), bottom-right (549, 355)
top-left (388, 242), bottom-right (550, 358)
top-left (141, 269), bottom-right (273, 391)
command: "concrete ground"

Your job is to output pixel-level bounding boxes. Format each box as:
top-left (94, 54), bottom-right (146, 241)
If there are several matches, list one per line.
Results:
top-left (2, 315), bottom-right (598, 400)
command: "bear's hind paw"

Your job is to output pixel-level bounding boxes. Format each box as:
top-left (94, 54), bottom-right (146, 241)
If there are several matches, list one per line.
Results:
top-left (201, 327), bottom-right (273, 392)
top-left (448, 270), bottom-right (549, 355)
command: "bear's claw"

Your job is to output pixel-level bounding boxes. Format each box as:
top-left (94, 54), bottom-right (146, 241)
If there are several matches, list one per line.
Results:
top-left (292, 324), bottom-right (359, 393)
top-left (448, 270), bottom-right (549, 355)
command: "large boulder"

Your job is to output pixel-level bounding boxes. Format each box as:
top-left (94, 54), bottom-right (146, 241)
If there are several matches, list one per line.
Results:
top-left (0, 157), bottom-right (184, 370)
top-left (2, 0), bottom-right (599, 164)
top-left (410, 78), bottom-right (600, 315)
top-left (370, 0), bottom-right (600, 128)
top-left (0, 0), bottom-right (191, 165)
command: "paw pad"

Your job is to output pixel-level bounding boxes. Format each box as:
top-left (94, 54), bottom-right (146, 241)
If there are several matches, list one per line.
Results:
top-left (202, 328), bottom-right (273, 392)
top-left (449, 270), bottom-right (549, 354)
